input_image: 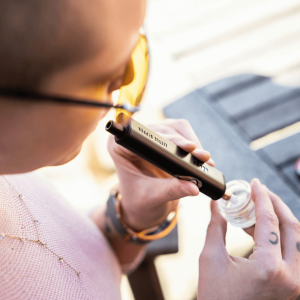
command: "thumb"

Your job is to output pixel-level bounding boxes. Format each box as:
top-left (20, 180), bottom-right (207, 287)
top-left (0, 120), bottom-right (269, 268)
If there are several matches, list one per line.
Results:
top-left (203, 201), bottom-right (228, 255)
top-left (149, 177), bottom-right (199, 205)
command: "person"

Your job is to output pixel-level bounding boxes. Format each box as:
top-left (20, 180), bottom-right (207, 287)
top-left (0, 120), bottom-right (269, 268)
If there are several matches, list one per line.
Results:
top-left (0, 0), bottom-right (299, 299)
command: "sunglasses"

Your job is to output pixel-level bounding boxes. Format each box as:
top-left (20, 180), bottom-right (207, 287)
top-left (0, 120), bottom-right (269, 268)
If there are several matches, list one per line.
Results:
top-left (0, 32), bottom-right (149, 124)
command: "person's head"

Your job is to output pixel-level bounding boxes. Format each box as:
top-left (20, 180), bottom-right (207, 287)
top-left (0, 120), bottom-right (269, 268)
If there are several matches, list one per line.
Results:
top-left (0, 0), bottom-right (147, 174)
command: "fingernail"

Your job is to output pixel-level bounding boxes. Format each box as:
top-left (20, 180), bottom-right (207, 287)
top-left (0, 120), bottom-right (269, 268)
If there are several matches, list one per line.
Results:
top-left (178, 140), bottom-right (196, 148)
top-left (252, 178), bottom-right (261, 186)
top-left (181, 184), bottom-right (192, 196)
top-left (181, 184), bottom-right (198, 196)
top-left (193, 149), bottom-right (210, 154)
top-left (192, 149), bottom-right (210, 157)
top-left (252, 178), bottom-right (261, 189)
top-left (207, 158), bottom-right (215, 166)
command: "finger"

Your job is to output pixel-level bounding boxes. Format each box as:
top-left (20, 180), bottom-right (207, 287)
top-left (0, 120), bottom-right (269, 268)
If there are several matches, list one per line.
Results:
top-left (200, 201), bottom-right (229, 266)
top-left (163, 134), bottom-right (197, 153)
top-left (149, 177), bottom-right (199, 205)
top-left (190, 148), bottom-right (211, 163)
top-left (191, 151), bottom-right (214, 167)
top-left (156, 123), bottom-right (214, 165)
top-left (163, 134), bottom-right (212, 164)
top-left (203, 201), bottom-right (228, 254)
top-left (244, 225), bottom-right (255, 238)
top-left (264, 186), bottom-right (300, 263)
top-left (164, 120), bottom-right (214, 166)
top-left (199, 201), bottom-right (230, 278)
top-left (206, 158), bottom-right (215, 167)
top-left (163, 119), bottom-right (203, 148)
top-left (251, 179), bottom-right (281, 258)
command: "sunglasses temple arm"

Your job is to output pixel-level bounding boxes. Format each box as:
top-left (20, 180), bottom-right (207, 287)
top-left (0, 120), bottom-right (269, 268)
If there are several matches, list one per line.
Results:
top-left (0, 89), bottom-right (139, 112)
top-left (121, 103), bottom-right (140, 113)
top-left (59, 99), bottom-right (140, 113)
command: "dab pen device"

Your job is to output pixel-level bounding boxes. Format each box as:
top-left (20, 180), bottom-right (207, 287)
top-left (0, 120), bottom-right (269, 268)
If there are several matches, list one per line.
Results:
top-left (106, 118), bottom-right (231, 201)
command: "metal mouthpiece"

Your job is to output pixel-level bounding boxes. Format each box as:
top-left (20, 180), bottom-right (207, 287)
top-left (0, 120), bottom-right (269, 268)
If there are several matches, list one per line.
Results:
top-left (105, 120), bottom-right (125, 138)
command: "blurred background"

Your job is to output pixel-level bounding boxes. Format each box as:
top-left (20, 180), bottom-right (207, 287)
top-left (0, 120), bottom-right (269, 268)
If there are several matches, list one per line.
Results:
top-left (37, 0), bottom-right (300, 299)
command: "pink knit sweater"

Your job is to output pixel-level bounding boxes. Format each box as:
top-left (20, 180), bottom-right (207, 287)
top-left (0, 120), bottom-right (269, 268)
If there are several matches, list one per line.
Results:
top-left (0, 173), bottom-right (122, 300)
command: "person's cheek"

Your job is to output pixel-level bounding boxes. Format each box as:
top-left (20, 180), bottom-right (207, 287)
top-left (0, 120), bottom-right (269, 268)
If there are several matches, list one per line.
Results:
top-left (50, 90), bottom-right (111, 166)
top-left (53, 145), bottom-right (83, 166)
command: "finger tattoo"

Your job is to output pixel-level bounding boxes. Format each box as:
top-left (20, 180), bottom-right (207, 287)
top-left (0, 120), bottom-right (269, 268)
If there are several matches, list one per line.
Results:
top-left (296, 242), bottom-right (300, 252)
top-left (269, 232), bottom-right (279, 245)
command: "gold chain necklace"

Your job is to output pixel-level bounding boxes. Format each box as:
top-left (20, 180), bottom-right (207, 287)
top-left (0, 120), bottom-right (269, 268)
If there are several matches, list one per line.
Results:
top-left (1, 176), bottom-right (81, 277)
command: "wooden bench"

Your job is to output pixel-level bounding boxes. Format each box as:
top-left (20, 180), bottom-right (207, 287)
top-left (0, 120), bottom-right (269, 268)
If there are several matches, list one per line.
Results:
top-left (164, 74), bottom-right (300, 215)
top-left (200, 73), bottom-right (300, 200)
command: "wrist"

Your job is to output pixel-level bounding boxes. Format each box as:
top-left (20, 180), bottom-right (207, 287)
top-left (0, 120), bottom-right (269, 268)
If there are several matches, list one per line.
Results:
top-left (112, 185), bottom-right (169, 231)
top-left (121, 204), bottom-right (167, 232)
top-left (106, 188), bottom-right (178, 244)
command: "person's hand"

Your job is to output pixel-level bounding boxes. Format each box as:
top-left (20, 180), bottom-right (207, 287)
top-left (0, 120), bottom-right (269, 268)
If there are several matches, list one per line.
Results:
top-left (198, 178), bottom-right (300, 300)
top-left (107, 118), bottom-right (214, 231)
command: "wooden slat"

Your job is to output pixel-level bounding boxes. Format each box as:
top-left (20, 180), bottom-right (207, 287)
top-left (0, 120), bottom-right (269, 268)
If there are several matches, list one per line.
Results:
top-left (274, 64), bottom-right (300, 87)
top-left (238, 96), bottom-right (300, 140)
top-left (218, 80), bottom-right (300, 119)
top-left (147, 0), bottom-right (229, 28)
top-left (225, 37), bottom-right (300, 76)
top-left (146, 0), bottom-right (300, 107)
top-left (203, 74), bottom-right (268, 99)
top-left (257, 132), bottom-right (300, 167)
top-left (179, 11), bottom-right (300, 73)
top-left (157, 0), bottom-right (300, 57)
top-left (147, 0), bottom-right (213, 18)
top-left (192, 38), bottom-right (300, 88)
top-left (147, 0), bottom-right (262, 38)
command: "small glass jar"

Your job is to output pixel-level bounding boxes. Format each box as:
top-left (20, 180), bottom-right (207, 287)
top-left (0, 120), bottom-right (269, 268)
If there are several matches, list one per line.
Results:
top-left (217, 180), bottom-right (256, 228)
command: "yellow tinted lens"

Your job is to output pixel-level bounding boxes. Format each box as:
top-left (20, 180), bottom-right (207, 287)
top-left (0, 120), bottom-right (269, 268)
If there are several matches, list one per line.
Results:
top-left (116, 34), bottom-right (149, 123)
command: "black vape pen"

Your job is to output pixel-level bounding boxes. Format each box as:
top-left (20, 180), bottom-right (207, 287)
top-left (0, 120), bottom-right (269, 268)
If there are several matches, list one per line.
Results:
top-left (106, 118), bottom-right (230, 200)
